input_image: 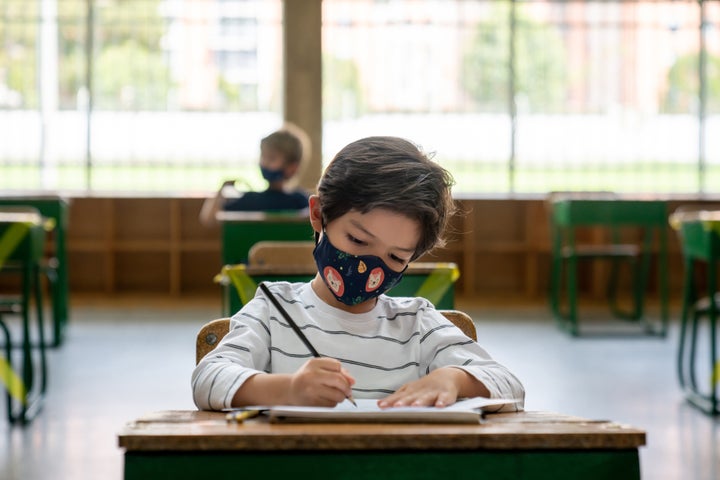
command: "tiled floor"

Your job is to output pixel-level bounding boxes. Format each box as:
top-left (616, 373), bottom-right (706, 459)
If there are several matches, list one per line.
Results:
top-left (1, 295), bottom-right (719, 480)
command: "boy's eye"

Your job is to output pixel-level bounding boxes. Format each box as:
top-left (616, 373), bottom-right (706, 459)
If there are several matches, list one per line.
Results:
top-left (347, 234), bottom-right (366, 245)
top-left (389, 254), bottom-right (406, 265)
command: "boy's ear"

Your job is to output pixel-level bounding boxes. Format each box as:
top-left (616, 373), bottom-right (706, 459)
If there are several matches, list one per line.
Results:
top-left (308, 195), bottom-right (323, 233)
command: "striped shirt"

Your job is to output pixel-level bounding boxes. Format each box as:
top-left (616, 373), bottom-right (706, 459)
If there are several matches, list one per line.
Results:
top-left (191, 281), bottom-right (525, 411)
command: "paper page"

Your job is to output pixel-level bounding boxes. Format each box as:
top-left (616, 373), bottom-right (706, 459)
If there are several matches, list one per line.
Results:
top-left (263, 397), bottom-right (520, 424)
top-left (271, 397), bottom-right (517, 414)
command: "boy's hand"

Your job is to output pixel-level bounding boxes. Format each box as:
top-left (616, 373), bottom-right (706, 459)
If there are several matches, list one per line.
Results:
top-left (289, 357), bottom-right (355, 407)
top-left (378, 367), bottom-right (489, 409)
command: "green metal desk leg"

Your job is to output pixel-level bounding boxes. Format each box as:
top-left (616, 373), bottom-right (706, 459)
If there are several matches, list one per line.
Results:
top-left (708, 257), bottom-right (718, 414)
top-left (15, 263), bottom-right (47, 424)
top-left (566, 230), bottom-right (579, 335)
top-left (34, 264), bottom-right (47, 395)
top-left (678, 257), bottom-right (695, 391)
top-left (659, 226), bottom-right (669, 336)
top-left (549, 227), bottom-right (563, 324)
top-left (52, 215), bottom-right (68, 347)
top-left (20, 261), bottom-right (33, 423)
top-left (0, 314), bottom-right (12, 422)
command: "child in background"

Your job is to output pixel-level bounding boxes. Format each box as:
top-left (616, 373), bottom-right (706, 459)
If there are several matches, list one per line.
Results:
top-left (200, 124), bottom-right (309, 225)
top-left (192, 136), bottom-right (524, 410)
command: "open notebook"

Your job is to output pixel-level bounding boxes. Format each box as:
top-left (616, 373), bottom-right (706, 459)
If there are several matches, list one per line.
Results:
top-left (241, 397), bottom-right (519, 424)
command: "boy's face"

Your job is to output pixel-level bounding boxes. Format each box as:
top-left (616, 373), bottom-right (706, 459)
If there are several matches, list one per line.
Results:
top-left (260, 148), bottom-right (292, 174)
top-left (312, 203), bottom-right (420, 273)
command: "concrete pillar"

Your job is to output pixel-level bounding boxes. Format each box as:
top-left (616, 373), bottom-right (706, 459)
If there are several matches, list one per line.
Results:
top-left (283, 0), bottom-right (323, 192)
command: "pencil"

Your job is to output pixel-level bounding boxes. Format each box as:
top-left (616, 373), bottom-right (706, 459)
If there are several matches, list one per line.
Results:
top-left (226, 410), bottom-right (261, 423)
top-left (259, 282), bottom-right (358, 407)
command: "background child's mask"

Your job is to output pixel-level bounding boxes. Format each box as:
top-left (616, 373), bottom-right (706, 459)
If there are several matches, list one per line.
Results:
top-left (261, 166), bottom-right (285, 182)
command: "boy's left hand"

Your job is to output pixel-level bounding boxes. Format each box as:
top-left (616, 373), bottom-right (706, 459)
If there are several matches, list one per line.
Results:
top-left (377, 367), bottom-right (466, 409)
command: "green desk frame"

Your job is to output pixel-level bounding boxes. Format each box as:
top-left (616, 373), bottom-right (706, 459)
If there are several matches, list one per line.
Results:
top-left (549, 199), bottom-right (668, 336)
top-left (0, 197), bottom-right (70, 346)
top-left (675, 214), bottom-right (720, 415)
top-left (124, 450), bottom-right (640, 480)
top-left (219, 264), bottom-right (457, 316)
top-left (0, 214), bottom-right (48, 423)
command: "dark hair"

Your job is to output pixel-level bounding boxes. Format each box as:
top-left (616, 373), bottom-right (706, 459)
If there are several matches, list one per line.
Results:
top-left (261, 129), bottom-right (303, 166)
top-left (317, 136), bottom-right (455, 260)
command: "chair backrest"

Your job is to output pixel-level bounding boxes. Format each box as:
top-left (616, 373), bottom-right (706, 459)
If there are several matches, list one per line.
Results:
top-left (669, 207), bottom-right (720, 261)
top-left (196, 309), bottom-right (477, 365)
top-left (248, 241), bottom-right (315, 267)
top-left (0, 208), bottom-right (46, 263)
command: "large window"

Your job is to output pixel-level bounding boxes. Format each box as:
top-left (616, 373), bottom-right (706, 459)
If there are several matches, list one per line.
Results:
top-left (1, 1), bottom-right (718, 194)
top-left (0, 0), bottom-right (282, 192)
top-left (323, 0), bottom-right (720, 194)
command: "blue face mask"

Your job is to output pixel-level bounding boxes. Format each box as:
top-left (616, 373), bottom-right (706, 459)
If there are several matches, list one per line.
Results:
top-left (261, 166), bottom-right (285, 183)
top-left (313, 231), bottom-right (406, 306)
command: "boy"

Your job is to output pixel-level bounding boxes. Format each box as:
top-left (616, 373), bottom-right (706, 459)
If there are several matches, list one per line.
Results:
top-left (192, 136), bottom-right (524, 410)
top-left (199, 125), bottom-right (309, 225)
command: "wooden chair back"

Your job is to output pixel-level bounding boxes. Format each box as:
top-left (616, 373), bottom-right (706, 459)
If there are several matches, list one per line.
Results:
top-left (196, 309), bottom-right (477, 364)
top-left (248, 241), bottom-right (315, 267)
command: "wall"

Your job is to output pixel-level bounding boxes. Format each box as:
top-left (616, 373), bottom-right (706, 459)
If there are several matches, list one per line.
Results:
top-left (63, 196), bottom-right (720, 301)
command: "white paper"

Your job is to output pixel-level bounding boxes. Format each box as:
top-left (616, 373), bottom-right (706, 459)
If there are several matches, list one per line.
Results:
top-left (263, 397), bottom-right (520, 424)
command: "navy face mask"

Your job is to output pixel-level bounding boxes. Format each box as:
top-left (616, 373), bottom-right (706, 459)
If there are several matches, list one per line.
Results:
top-left (261, 166), bottom-right (285, 183)
top-left (313, 230), bottom-right (407, 306)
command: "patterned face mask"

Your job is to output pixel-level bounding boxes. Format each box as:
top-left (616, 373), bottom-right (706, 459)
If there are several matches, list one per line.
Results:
top-left (313, 230), bottom-right (406, 306)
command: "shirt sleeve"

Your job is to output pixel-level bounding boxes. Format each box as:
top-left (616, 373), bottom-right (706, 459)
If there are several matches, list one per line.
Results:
top-left (191, 292), bottom-right (271, 410)
top-left (418, 306), bottom-right (525, 412)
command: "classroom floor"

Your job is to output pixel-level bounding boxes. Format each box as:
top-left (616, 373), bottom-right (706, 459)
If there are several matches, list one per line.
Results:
top-left (1, 294), bottom-right (719, 480)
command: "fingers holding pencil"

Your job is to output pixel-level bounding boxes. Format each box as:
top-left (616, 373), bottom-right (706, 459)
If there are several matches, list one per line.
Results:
top-left (290, 357), bottom-right (356, 407)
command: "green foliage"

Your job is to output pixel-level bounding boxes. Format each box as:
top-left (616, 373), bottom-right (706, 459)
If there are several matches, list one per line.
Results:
top-left (1, 0), bottom-right (169, 110)
top-left (95, 0), bottom-right (165, 51)
top-left (88, 0), bottom-right (170, 110)
top-left (0, 1), bottom-right (39, 107)
top-left (663, 52), bottom-right (720, 114)
top-left (462, 4), bottom-right (567, 113)
top-left (323, 55), bottom-right (364, 120)
top-left (93, 39), bottom-right (171, 110)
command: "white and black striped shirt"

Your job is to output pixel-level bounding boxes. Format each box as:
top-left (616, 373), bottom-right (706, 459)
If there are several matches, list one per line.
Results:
top-left (192, 281), bottom-right (525, 411)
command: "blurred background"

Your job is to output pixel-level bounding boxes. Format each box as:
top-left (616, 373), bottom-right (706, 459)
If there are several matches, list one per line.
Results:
top-left (1, 0), bottom-right (718, 194)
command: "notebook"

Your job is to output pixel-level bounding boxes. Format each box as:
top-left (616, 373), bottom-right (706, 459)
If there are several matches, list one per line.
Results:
top-left (255, 397), bottom-right (519, 424)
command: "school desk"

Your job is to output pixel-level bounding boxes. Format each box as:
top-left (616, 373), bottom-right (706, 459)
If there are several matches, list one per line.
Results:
top-left (216, 211), bottom-right (313, 266)
top-left (118, 410), bottom-right (646, 480)
top-left (0, 211), bottom-right (48, 423)
top-left (549, 197), bottom-right (668, 336)
top-left (671, 209), bottom-right (720, 415)
top-left (218, 262), bottom-right (459, 315)
top-left (0, 196), bottom-right (70, 346)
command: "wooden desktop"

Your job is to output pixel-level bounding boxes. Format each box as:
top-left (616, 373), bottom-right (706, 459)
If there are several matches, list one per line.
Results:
top-left (119, 409), bottom-right (645, 480)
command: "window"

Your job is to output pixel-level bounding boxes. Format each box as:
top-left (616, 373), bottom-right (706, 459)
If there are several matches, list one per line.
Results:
top-left (0, 0), bottom-right (282, 192)
top-left (322, 0), bottom-right (719, 194)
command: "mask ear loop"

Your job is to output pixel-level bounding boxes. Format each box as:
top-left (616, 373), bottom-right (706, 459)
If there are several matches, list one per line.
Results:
top-left (314, 216), bottom-right (326, 245)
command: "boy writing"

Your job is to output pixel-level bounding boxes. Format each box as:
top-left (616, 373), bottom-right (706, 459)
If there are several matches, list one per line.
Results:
top-left (192, 136), bottom-right (524, 410)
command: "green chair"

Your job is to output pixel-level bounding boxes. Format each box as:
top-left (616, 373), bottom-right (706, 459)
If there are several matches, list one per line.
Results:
top-left (548, 195), bottom-right (668, 336)
top-left (217, 211), bottom-right (314, 266)
top-left (671, 209), bottom-right (720, 415)
top-left (0, 210), bottom-right (48, 424)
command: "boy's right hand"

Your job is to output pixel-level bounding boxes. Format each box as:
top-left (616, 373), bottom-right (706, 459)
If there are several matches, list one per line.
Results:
top-left (289, 357), bottom-right (355, 407)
